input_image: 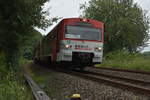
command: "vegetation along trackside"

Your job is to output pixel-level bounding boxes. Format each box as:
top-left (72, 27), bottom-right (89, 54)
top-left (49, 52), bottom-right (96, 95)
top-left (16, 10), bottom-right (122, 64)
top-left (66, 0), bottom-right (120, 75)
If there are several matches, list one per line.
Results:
top-left (0, 0), bottom-right (150, 99)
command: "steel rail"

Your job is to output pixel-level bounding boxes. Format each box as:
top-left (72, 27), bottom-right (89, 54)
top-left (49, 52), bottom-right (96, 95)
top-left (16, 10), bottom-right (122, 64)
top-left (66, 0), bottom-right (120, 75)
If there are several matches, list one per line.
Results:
top-left (54, 68), bottom-right (150, 96)
top-left (80, 70), bottom-right (150, 85)
top-left (93, 67), bottom-right (150, 75)
top-left (24, 71), bottom-right (51, 100)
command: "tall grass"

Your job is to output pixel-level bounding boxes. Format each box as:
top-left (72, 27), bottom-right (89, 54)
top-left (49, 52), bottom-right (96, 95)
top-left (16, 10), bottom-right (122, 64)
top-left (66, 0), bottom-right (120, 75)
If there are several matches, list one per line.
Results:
top-left (0, 52), bottom-right (32, 100)
top-left (97, 50), bottom-right (150, 71)
top-left (0, 72), bottom-right (30, 100)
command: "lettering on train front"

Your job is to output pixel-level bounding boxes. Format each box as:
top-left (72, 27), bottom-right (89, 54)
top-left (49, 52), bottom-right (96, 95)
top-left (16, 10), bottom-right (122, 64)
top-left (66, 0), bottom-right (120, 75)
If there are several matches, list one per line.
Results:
top-left (75, 45), bottom-right (92, 50)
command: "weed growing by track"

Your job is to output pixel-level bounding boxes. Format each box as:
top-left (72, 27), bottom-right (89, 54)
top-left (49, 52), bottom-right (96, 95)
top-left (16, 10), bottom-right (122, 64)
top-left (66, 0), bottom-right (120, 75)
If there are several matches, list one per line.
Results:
top-left (26, 63), bottom-right (63, 99)
top-left (0, 53), bottom-right (33, 100)
top-left (97, 50), bottom-right (150, 70)
top-left (0, 72), bottom-right (33, 100)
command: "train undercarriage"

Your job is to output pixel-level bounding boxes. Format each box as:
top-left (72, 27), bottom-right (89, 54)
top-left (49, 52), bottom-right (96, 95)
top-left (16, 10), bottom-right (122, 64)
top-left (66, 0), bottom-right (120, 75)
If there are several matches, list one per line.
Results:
top-left (34, 51), bottom-right (101, 70)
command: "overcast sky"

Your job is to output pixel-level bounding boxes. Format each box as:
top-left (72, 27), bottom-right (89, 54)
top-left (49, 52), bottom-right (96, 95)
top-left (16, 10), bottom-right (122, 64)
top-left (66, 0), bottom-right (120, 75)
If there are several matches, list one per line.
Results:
top-left (37, 0), bottom-right (150, 52)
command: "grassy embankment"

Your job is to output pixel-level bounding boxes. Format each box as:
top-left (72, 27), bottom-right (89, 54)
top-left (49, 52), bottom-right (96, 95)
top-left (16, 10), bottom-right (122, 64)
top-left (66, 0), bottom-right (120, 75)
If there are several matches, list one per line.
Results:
top-left (25, 63), bottom-right (62, 99)
top-left (0, 52), bottom-right (33, 100)
top-left (96, 50), bottom-right (150, 71)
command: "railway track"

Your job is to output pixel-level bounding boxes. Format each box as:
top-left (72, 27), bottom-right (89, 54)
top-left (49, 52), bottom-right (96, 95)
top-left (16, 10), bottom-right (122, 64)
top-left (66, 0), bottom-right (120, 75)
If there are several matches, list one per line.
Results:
top-left (53, 67), bottom-right (150, 96)
top-left (24, 63), bottom-right (150, 98)
top-left (81, 70), bottom-right (150, 85)
top-left (93, 67), bottom-right (150, 75)
top-left (23, 71), bottom-right (51, 100)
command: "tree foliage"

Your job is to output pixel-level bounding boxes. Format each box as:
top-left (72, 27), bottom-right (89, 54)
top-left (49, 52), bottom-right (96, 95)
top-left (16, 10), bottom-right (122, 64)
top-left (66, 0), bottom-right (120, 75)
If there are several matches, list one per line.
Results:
top-left (142, 51), bottom-right (150, 59)
top-left (81, 0), bottom-right (149, 53)
top-left (21, 29), bottom-right (43, 60)
top-left (0, 0), bottom-right (51, 69)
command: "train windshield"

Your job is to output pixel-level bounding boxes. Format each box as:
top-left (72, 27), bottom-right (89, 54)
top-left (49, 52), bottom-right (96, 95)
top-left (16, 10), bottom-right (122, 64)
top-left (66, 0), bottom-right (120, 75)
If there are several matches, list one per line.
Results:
top-left (65, 26), bottom-right (101, 41)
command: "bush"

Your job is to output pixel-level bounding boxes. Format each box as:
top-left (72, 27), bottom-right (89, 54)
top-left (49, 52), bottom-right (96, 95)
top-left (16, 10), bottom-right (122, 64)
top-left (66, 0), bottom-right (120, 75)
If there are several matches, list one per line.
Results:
top-left (0, 52), bottom-right (32, 100)
top-left (105, 50), bottom-right (141, 61)
top-left (0, 71), bottom-right (29, 100)
top-left (0, 52), bottom-right (7, 79)
top-left (97, 50), bottom-right (150, 70)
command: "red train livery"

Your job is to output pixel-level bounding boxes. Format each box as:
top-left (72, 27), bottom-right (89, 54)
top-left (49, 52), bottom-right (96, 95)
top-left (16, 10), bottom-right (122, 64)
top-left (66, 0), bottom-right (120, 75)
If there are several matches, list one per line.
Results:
top-left (34, 18), bottom-right (104, 69)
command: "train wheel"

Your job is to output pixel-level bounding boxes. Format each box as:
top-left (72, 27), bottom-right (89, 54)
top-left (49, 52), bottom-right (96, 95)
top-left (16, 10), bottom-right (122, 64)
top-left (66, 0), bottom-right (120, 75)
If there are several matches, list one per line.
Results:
top-left (78, 65), bottom-right (85, 71)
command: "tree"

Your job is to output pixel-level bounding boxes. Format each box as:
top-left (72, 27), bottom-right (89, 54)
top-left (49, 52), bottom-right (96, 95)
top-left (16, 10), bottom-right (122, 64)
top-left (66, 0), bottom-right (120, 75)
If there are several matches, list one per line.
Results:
top-left (0, 0), bottom-right (53, 70)
top-left (21, 29), bottom-right (43, 60)
top-left (81, 0), bottom-right (149, 54)
top-left (142, 51), bottom-right (150, 59)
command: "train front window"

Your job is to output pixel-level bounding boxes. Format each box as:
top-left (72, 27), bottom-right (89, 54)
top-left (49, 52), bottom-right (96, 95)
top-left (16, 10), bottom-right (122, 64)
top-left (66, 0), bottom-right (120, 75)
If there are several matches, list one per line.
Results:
top-left (65, 26), bottom-right (101, 41)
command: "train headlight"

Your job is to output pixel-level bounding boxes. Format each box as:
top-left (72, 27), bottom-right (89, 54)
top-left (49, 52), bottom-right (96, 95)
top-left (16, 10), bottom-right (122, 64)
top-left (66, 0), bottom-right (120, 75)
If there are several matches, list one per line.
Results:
top-left (65, 44), bottom-right (72, 49)
top-left (95, 47), bottom-right (102, 52)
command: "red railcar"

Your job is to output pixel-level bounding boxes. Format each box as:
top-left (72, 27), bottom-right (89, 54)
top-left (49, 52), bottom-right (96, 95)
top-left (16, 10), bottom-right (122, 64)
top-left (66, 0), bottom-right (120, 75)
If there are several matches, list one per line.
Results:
top-left (34, 18), bottom-right (104, 68)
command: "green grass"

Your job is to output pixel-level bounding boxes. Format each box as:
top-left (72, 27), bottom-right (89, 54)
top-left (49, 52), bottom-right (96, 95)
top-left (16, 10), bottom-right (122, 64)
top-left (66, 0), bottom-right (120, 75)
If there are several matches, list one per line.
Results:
top-left (0, 52), bottom-right (33, 100)
top-left (26, 63), bottom-right (62, 99)
top-left (96, 50), bottom-right (150, 71)
top-left (0, 71), bottom-right (33, 100)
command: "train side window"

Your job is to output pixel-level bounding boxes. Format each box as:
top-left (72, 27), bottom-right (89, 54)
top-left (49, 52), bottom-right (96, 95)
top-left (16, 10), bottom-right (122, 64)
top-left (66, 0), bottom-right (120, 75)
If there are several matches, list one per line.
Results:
top-left (48, 28), bottom-right (58, 40)
top-left (53, 30), bottom-right (58, 40)
top-left (51, 34), bottom-right (55, 39)
top-left (55, 32), bottom-right (58, 40)
top-left (50, 32), bottom-right (55, 40)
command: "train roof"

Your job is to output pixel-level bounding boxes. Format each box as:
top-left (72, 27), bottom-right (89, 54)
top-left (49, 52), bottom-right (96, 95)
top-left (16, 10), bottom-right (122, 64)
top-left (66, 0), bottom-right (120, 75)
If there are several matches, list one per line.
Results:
top-left (62, 18), bottom-right (103, 24)
top-left (46, 18), bottom-right (104, 36)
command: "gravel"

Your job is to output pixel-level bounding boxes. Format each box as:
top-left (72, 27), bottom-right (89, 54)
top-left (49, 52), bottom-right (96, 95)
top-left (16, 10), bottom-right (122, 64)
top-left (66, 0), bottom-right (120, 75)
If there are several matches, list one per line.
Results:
top-left (28, 63), bottom-right (150, 100)
top-left (46, 69), bottom-right (149, 100)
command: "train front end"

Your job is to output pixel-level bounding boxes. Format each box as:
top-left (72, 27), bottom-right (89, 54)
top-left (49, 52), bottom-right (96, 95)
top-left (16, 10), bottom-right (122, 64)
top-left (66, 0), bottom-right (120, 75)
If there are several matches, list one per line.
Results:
top-left (57, 18), bottom-right (104, 67)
